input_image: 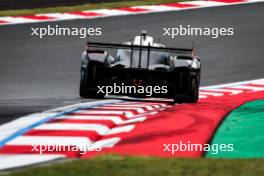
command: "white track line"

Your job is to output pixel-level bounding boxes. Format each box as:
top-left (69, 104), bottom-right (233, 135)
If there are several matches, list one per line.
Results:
top-left (230, 85), bottom-right (264, 91)
top-left (105, 104), bottom-right (155, 110)
top-left (201, 78), bottom-right (264, 90)
top-left (93, 106), bottom-right (146, 113)
top-left (136, 5), bottom-right (181, 11)
top-left (75, 110), bottom-right (137, 118)
top-left (199, 92), bottom-right (224, 96)
top-left (34, 123), bottom-right (110, 135)
top-left (91, 138), bottom-right (121, 149)
top-left (57, 115), bottom-right (146, 125)
top-left (106, 125), bottom-right (135, 135)
top-left (201, 88), bottom-right (244, 95)
top-left (183, 0), bottom-right (227, 6)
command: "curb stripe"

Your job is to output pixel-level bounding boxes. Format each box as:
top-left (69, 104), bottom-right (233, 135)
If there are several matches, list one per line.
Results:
top-left (19, 15), bottom-right (56, 20)
top-left (114, 7), bottom-right (150, 12)
top-left (34, 123), bottom-right (110, 135)
top-left (0, 100), bottom-right (123, 148)
top-left (164, 2), bottom-right (199, 7)
top-left (0, 0), bottom-right (263, 26)
top-left (66, 11), bottom-right (104, 17)
top-left (24, 130), bottom-right (101, 141)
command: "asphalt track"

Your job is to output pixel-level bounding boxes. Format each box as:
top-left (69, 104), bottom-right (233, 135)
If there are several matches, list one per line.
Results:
top-left (0, 2), bottom-right (264, 124)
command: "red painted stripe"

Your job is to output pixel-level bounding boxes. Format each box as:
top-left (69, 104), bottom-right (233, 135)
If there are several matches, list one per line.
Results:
top-left (24, 130), bottom-right (100, 141)
top-left (210, 0), bottom-right (245, 3)
top-left (164, 3), bottom-right (198, 8)
top-left (0, 20), bottom-right (8, 24)
top-left (19, 15), bottom-right (55, 20)
top-left (48, 119), bottom-right (115, 128)
top-left (67, 11), bottom-right (103, 17)
top-left (114, 7), bottom-right (149, 12)
top-left (0, 145), bottom-right (80, 158)
top-left (246, 83), bottom-right (264, 88)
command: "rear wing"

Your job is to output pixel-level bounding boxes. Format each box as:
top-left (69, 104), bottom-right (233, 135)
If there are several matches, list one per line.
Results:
top-left (86, 42), bottom-right (194, 56)
top-left (86, 41), bottom-right (195, 69)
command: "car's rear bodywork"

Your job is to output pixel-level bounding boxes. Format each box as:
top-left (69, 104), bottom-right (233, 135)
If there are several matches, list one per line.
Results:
top-left (80, 35), bottom-right (201, 103)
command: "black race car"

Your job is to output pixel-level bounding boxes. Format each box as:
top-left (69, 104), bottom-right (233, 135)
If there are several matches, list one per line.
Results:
top-left (80, 31), bottom-right (201, 103)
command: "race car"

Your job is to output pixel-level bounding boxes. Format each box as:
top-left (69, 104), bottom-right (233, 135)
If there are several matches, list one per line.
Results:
top-left (80, 31), bottom-right (201, 103)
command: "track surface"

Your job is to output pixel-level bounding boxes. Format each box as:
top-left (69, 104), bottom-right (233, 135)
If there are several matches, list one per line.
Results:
top-left (0, 3), bottom-right (264, 124)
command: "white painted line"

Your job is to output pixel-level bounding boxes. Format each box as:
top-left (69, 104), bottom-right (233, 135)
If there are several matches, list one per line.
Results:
top-left (87, 9), bottom-right (131, 16)
top-left (251, 79), bottom-right (264, 85)
top-left (37, 13), bottom-right (85, 20)
top-left (57, 115), bottom-right (146, 125)
top-left (91, 137), bottom-right (121, 149)
top-left (0, 17), bottom-right (36, 24)
top-left (57, 115), bottom-right (124, 124)
top-left (135, 5), bottom-right (180, 12)
top-left (106, 125), bottom-right (135, 135)
top-left (0, 154), bottom-right (65, 170)
top-left (199, 92), bottom-right (224, 96)
top-left (250, 0), bottom-right (264, 2)
top-left (106, 104), bottom-right (154, 110)
top-left (120, 117), bottom-right (147, 124)
top-left (201, 78), bottom-right (264, 90)
top-left (94, 106), bottom-right (146, 113)
top-left (35, 123), bottom-right (110, 135)
top-left (199, 94), bottom-right (208, 98)
top-left (231, 85), bottom-right (264, 91)
top-left (203, 88), bottom-right (244, 95)
top-left (119, 102), bottom-right (167, 108)
top-left (75, 110), bottom-right (137, 118)
top-left (183, 0), bottom-right (227, 6)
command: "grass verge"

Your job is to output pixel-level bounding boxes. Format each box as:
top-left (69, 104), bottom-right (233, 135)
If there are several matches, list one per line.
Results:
top-left (0, 0), bottom-right (188, 17)
top-left (5, 154), bottom-right (264, 176)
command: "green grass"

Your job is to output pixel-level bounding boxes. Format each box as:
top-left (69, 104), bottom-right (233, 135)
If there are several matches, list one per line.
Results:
top-left (4, 155), bottom-right (264, 176)
top-left (0, 0), bottom-right (188, 17)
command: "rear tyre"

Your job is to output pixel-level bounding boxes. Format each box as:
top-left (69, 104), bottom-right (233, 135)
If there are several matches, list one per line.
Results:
top-left (79, 69), bottom-right (105, 99)
top-left (188, 76), bottom-right (199, 103)
top-left (173, 74), bottom-right (200, 104)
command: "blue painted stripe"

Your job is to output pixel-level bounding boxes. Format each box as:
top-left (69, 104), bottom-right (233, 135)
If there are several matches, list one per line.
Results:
top-left (0, 100), bottom-right (123, 148)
